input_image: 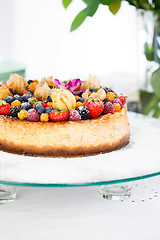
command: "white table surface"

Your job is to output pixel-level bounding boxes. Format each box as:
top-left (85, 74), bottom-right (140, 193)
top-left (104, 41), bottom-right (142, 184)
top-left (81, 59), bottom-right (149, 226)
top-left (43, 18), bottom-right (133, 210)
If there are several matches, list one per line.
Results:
top-left (1, 176), bottom-right (160, 240)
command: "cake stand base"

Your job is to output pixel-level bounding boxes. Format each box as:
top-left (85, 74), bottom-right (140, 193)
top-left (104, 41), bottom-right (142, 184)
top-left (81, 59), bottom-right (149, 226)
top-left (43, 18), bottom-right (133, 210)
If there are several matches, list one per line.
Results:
top-left (0, 185), bottom-right (16, 203)
top-left (98, 182), bottom-right (133, 200)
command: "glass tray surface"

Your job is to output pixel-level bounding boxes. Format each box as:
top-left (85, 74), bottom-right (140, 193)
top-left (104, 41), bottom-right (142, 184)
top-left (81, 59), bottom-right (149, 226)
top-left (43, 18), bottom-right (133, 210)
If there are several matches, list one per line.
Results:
top-left (0, 112), bottom-right (160, 187)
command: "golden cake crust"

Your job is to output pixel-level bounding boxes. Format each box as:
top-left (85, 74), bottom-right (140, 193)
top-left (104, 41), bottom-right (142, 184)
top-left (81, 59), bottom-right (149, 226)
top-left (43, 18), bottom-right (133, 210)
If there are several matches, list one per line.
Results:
top-left (0, 107), bottom-right (130, 157)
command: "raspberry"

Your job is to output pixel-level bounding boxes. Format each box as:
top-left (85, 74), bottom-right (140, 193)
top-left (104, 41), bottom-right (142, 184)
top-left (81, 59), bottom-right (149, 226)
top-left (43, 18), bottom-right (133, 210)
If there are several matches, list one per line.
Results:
top-left (69, 110), bottom-right (81, 121)
top-left (18, 110), bottom-right (27, 120)
top-left (40, 113), bottom-right (49, 122)
top-left (119, 95), bottom-right (126, 105)
top-left (11, 100), bottom-right (21, 108)
top-left (113, 98), bottom-right (123, 109)
top-left (27, 109), bottom-right (39, 122)
top-left (103, 102), bottom-right (115, 114)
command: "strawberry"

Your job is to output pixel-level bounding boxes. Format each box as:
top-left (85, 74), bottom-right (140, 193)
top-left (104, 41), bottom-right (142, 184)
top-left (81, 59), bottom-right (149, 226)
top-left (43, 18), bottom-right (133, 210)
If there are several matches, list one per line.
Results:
top-left (0, 101), bottom-right (11, 115)
top-left (84, 99), bottom-right (104, 119)
top-left (118, 95), bottom-right (126, 105)
top-left (49, 110), bottom-right (69, 122)
top-left (41, 102), bottom-right (48, 109)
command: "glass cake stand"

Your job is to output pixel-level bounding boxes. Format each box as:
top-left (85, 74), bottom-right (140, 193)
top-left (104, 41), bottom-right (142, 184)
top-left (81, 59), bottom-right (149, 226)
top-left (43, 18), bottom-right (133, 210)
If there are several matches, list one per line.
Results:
top-left (0, 112), bottom-right (160, 203)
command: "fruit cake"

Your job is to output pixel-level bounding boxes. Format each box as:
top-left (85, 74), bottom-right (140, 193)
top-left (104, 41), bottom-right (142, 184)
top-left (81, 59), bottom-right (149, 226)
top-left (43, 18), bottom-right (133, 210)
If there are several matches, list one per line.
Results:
top-left (0, 74), bottom-right (130, 157)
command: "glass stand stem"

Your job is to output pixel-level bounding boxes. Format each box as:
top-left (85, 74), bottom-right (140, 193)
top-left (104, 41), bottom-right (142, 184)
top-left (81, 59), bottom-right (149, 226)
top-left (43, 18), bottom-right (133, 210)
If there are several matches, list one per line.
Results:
top-left (0, 184), bottom-right (17, 203)
top-left (98, 182), bottom-right (133, 200)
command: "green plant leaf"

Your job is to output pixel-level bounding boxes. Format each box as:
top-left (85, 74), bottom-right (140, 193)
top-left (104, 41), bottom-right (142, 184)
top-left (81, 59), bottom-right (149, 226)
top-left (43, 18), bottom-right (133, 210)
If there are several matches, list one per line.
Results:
top-left (70, 10), bottom-right (87, 31)
top-left (154, 0), bottom-right (160, 9)
top-left (83, 0), bottom-right (100, 17)
top-left (62, 0), bottom-right (72, 9)
top-left (109, 1), bottom-right (121, 15)
top-left (151, 68), bottom-right (160, 98)
top-left (100, 0), bottom-right (115, 5)
top-left (82, 0), bottom-right (94, 4)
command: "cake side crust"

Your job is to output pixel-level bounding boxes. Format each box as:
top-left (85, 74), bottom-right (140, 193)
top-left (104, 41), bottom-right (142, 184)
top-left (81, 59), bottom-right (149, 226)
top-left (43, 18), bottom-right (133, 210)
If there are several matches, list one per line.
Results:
top-left (0, 107), bottom-right (130, 157)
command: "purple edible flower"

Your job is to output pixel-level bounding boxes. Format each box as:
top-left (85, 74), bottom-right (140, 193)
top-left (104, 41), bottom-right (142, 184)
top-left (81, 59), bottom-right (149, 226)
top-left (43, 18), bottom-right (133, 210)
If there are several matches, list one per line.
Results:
top-left (53, 79), bottom-right (65, 88)
top-left (65, 78), bottom-right (85, 95)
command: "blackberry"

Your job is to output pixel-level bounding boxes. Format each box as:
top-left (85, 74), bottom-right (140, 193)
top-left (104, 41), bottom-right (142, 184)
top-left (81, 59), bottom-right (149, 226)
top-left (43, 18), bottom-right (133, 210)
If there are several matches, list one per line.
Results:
top-left (45, 107), bottom-right (53, 114)
top-left (90, 87), bottom-right (96, 93)
top-left (3, 96), bottom-right (15, 104)
top-left (47, 94), bottom-right (52, 102)
top-left (77, 97), bottom-right (85, 103)
top-left (108, 89), bottom-right (114, 93)
top-left (77, 105), bottom-right (89, 120)
top-left (14, 94), bottom-right (22, 102)
top-left (21, 102), bottom-right (32, 111)
top-left (22, 94), bottom-right (32, 102)
top-left (10, 106), bottom-right (21, 117)
top-left (103, 98), bottom-right (112, 104)
top-left (36, 104), bottom-right (45, 114)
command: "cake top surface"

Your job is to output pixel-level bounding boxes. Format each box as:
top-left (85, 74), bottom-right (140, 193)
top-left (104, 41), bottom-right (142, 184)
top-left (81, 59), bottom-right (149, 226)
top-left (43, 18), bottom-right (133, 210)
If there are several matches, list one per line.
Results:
top-left (0, 74), bottom-right (127, 122)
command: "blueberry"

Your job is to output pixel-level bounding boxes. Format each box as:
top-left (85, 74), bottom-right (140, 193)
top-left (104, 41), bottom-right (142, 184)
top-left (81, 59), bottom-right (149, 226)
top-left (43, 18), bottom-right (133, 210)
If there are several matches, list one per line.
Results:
top-left (90, 87), bottom-right (96, 93)
top-left (27, 89), bottom-right (33, 95)
top-left (36, 104), bottom-right (44, 114)
top-left (10, 106), bottom-right (21, 117)
top-left (3, 96), bottom-right (15, 104)
top-left (14, 94), bottom-right (22, 102)
top-left (22, 94), bottom-right (32, 102)
top-left (108, 89), bottom-right (114, 93)
top-left (27, 80), bottom-right (34, 85)
top-left (77, 97), bottom-right (85, 103)
top-left (47, 94), bottom-right (52, 102)
top-left (21, 102), bottom-right (31, 111)
top-left (45, 107), bottom-right (53, 114)
top-left (77, 105), bottom-right (89, 120)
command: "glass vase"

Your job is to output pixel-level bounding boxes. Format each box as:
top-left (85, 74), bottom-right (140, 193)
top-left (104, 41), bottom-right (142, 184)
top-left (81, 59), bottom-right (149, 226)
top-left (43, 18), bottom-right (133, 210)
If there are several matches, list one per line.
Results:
top-left (137, 10), bottom-right (160, 118)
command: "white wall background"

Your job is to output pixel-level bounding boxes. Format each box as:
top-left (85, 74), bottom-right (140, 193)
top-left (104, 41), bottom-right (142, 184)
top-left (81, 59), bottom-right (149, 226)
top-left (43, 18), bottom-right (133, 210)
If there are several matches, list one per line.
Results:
top-left (0, 0), bottom-right (138, 91)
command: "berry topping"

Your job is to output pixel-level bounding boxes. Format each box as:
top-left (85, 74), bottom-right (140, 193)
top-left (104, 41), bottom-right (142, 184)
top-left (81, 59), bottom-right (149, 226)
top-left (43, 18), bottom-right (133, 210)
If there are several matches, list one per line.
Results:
top-left (41, 102), bottom-right (48, 109)
top-left (77, 97), bottom-right (85, 103)
top-left (10, 106), bottom-right (21, 117)
top-left (45, 107), bottom-right (53, 114)
top-left (47, 94), bottom-right (52, 102)
top-left (47, 102), bottom-right (52, 107)
top-left (106, 92), bottom-right (115, 102)
top-left (102, 87), bottom-right (108, 93)
top-left (103, 98), bottom-right (112, 104)
top-left (77, 105), bottom-right (89, 120)
top-left (22, 94), bottom-right (32, 102)
top-left (14, 94), bottom-right (22, 102)
top-left (18, 110), bottom-right (27, 120)
top-left (90, 87), bottom-right (96, 93)
top-left (113, 98), bottom-right (123, 109)
top-left (40, 113), bottom-right (49, 122)
top-left (27, 109), bottom-right (40, 122)
top-left (36, 104), bottom-right (45, 114)
top-left (103, 102), bottom-right (115, 114)
top-left (49, 110), bottom-right (69, 122)
top-left (119, 95), bottom-right (126, 105)
top-left (69, 110), bottom-right (81, 121)
top-left (76, 102), bottom-right (83, 109)
top-left (21, 102), bottom-right (32, 111)
top-left (3, 96), bottom-right (15, 104)
top-left (27, 80), bottom-right (34, 85)
top-left (11, 100), bottom-right (21, 108)
top-left (0, 101), bottom-right (11, 115)
top-left (84, 99), bottom-right (104, 119)
top-left (27, 89), bottom-right (34, 95)
top-left (27, 82), bottom-right (37, 92)
top-left (113, 103), bottom-right (121, 112)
